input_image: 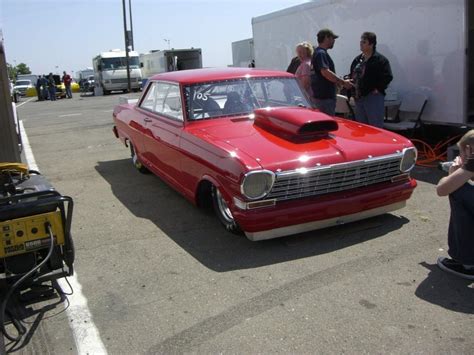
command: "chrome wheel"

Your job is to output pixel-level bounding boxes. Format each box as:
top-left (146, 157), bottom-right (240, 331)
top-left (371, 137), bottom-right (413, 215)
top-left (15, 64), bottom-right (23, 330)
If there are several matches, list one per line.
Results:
top-left (212, 186), bottom-right (240, 233)
top-left (130, 144), bottom-right (149, 174)
top-left (216, 188), bottom-right (234, 223)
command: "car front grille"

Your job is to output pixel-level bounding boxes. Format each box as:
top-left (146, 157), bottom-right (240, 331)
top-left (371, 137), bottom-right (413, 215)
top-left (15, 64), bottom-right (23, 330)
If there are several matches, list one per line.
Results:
top-left (266, 154), bottom-right (403, 202)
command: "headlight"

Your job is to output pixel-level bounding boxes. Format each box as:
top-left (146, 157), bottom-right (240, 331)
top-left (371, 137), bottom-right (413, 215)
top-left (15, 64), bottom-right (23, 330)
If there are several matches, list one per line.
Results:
top-left (241, 170), bottom-right (275, 200)
top-left (400, 147), bottom-right (417, 172)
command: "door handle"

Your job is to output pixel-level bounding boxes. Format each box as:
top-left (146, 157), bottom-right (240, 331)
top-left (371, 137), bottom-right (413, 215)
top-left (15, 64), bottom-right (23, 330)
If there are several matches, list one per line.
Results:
top-left (144, 117), bottom-right (152, 123)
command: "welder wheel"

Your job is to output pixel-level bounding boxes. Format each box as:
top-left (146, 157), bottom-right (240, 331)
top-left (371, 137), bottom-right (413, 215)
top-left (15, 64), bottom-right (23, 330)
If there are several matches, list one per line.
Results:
top-left (130, 144), bottom-right (149, 174)
top-left (212, 185), bottom-right (240, 233)
top-left (64, 234), bottom-right (75, 270)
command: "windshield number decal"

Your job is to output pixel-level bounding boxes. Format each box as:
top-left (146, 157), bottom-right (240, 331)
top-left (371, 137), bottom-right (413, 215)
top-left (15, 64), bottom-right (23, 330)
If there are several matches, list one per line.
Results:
top-left (194, 90), bottom-right (209, 101)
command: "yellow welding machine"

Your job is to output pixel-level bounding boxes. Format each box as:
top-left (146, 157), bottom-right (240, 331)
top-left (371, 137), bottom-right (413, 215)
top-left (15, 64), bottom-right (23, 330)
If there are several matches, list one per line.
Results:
top-left (0, 211), bottom-right (65, 259)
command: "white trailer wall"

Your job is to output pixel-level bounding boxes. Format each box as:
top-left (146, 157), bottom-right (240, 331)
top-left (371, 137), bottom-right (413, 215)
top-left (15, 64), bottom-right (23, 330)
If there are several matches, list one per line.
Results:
top-left (232, 38), bottom-right (255, 67)
top-left (252, 0), bottom-right (466, 125)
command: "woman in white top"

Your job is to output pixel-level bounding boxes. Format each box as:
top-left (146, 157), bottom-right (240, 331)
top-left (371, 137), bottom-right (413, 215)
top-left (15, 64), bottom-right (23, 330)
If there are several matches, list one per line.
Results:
top-left (294, 42), bottom-right (314, 99)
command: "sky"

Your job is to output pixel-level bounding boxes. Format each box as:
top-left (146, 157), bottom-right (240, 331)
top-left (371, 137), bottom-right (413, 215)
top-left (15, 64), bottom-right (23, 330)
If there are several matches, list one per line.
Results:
top-left (1, 0), bottom-right (308, 76)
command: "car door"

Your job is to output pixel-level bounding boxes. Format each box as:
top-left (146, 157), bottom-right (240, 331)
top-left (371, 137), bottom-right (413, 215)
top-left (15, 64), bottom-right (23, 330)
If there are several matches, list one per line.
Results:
top-left (133, 82), bottom-right (159, 165)
top-left (140, 81), bottom-right (184, 188)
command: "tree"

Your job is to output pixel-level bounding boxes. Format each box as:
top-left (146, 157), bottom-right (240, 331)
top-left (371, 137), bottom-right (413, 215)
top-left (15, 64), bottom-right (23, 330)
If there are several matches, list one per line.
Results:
top-left (16, 63), bottom-right (31, 75)
top-left (6, 62), bottom-right (31, 79)
top-left (6, 62), bottom-right (16, 79)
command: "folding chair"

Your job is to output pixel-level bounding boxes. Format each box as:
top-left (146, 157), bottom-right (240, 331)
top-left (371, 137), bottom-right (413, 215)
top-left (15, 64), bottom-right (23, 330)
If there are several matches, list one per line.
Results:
top-left (335, 94), bottom-right (354, 118)
top-left (383, 92), bottom-right (427, 137)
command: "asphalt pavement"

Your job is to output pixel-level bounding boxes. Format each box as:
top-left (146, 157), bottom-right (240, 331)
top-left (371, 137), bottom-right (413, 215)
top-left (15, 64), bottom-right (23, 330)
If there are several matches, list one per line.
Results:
top-left (5, 92), bottom-right (473, 354)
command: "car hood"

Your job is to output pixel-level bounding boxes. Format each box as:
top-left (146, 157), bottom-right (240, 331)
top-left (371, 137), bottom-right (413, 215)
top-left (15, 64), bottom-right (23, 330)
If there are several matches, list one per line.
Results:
top-left (187, 111), bottom-right (413, 172)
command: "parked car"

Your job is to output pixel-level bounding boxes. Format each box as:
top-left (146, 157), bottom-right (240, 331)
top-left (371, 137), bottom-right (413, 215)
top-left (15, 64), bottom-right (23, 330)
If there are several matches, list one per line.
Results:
top-left (10, 80), bottom-right (19, 103)
top-left (112, 68), bottom-right (417, 241)
top-left (52, 75), bottom-right (66, 99)
top-left (79, 75), bottom-right (95, 94)
top-left (13, 79), bottom-right (34, 96)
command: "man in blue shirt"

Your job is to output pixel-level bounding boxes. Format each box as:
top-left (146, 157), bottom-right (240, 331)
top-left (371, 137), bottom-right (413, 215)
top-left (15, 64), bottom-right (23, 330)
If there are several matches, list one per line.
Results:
top-left (311, 28), bottom-right (353, 116)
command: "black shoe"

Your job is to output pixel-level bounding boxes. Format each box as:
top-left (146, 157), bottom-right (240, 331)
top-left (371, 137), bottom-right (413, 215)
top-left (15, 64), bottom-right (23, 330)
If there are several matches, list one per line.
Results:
top-left (437, 257), bottom-right (474, 280)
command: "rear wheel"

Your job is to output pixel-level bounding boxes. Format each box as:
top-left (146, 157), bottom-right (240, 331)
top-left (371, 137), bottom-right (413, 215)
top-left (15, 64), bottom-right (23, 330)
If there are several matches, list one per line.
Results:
top-left (130, 144), bottom-right (149, 174)
top-left (212, 186), bottom-right (240, 233)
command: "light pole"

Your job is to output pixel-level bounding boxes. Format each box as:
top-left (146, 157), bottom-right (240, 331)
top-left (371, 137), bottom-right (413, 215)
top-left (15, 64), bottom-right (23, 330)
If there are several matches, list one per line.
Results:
top-left (122, 0), bottom-right (131, 92)
top-left (128, 0), bottom-right (134, 51)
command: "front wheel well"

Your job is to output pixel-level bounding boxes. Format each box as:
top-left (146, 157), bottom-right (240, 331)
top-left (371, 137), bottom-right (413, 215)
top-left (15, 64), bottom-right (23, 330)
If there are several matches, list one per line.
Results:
top-left (196, 180), bottom-right (213, 209)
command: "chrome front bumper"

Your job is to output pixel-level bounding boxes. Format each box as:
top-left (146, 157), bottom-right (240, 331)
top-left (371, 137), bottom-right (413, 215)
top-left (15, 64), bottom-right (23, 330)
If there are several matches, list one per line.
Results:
top-left (244, 201), bottom-right (406, 241)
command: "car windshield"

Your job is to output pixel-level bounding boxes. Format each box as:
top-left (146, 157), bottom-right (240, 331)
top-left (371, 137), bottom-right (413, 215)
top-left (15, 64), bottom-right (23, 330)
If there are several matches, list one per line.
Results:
top-left (15, 80), bottom-right (31, 86)
top-left (101, 56), bottom-right (140, 70)
top-left (184, 77), bottom-right (310, 121)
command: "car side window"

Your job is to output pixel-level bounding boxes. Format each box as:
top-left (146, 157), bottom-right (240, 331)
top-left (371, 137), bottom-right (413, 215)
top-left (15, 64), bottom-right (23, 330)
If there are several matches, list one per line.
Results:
top-left (140, 82), bottom-right (158, 111)
top-left (161, 84), bottom-right (183, 121)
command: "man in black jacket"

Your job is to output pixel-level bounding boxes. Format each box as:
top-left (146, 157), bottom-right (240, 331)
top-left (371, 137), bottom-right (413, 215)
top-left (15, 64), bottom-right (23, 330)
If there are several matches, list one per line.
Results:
top-left (350, 32), bottom-right (393, 127)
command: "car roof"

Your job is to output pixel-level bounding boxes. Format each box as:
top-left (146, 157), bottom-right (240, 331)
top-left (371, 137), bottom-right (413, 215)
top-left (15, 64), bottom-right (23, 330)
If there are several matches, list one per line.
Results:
top-left (149, 67), bottom-right (294, 85)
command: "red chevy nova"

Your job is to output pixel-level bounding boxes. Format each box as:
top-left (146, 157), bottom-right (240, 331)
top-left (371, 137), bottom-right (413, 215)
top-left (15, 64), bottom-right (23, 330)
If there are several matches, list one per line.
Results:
top-left (113, 68), bottom-right (417, 241)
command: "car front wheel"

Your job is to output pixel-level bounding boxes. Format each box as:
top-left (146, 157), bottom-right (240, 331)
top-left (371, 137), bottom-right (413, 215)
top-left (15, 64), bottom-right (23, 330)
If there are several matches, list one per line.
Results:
top-left (212, 186), bottom-right (240, 233)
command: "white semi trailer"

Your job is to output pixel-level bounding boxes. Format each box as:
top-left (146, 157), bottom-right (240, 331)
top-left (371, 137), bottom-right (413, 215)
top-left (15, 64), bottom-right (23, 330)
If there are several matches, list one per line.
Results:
top-left (252, 0), bottom-right (473, 126)
top-left (139, 48), bottom-right (202, 83)
top-left (232, 38), bottom-right (255, 67)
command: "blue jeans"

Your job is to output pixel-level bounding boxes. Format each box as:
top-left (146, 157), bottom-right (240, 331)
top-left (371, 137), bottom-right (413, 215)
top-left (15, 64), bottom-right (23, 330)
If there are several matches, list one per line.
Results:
top-left (355, 93), bottom-right (384, 128)
top-left (49, 87), bottom-right (56, 101)
top-left (65, 85), bottom-right (72, 98)
top-left (448, 183), bottom-right (474, 265)
top-left (313, 98), bottom-right (336, 116)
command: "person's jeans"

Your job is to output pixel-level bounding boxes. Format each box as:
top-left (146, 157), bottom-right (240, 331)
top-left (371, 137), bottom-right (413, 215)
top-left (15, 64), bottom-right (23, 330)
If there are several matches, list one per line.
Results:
top-left (355, 92), bottom-right (384, 128)
top-left (49, 87), bottom-right (56, 101)
top-left (448, 183), bottom-right (474, 265)
top-left (313, 98), bottom-right (336, 116)
top-left (36, 87), bottom-right (42, 101)
top-left (65, 85), bottom-right (72, 98)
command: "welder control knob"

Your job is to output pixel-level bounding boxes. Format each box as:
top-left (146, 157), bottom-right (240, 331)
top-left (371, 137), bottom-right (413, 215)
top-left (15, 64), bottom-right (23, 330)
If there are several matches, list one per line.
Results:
top-left (31, 227), bottom-right (38, 234)
top-left (16, 230), bottom-right (24, 237)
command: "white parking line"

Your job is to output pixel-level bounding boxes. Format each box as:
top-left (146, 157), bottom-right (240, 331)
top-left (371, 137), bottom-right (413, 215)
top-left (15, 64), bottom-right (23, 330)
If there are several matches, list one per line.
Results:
top-left (20, 120), bottom-right (108, 355)
top-left (58, 113), bottom-right (82, 117)
top-left (16, 97), bottom-right (35, 108)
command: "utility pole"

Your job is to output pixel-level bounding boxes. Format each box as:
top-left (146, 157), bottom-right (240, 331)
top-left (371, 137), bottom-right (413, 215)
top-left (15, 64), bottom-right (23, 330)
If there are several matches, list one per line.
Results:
top-left (128, 0), bottom-right (134, 51)
top-left (0, 33), bottom-right (20, 162)
top-left (122, 0), bottom-right (131, 92)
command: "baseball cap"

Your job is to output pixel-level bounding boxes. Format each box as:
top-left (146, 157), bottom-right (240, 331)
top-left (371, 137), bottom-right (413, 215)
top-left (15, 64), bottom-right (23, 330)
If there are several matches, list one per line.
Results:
top-left (317, 28), bottom-right (339, 42)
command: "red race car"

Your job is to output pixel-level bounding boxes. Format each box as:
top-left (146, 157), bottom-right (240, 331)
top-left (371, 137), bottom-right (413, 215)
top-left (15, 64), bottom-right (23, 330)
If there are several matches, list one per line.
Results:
top-left (113, 68), bottom-right (417, 241)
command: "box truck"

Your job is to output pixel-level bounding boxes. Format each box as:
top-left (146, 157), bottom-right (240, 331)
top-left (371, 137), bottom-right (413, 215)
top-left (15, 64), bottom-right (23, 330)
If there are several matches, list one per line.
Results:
top-left (93, 49), bottom-right (142, 94)
top-left (252, 0), bottom-right (473, 125)
top-left (139, 48), bottom-right (202, 84)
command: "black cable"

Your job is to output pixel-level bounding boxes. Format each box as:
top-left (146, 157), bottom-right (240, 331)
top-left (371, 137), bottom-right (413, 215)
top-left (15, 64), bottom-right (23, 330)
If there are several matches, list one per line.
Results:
top-left (58, 266), bottom-right (74, 296)
top-left (0, 223), bottom-right (55, 342)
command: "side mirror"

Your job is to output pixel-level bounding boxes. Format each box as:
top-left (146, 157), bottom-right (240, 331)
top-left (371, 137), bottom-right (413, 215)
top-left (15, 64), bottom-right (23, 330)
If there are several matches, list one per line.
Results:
top-left (98, 65), bottom-right (102, 71)
top-left (140, 62), bottom-right (144, 68)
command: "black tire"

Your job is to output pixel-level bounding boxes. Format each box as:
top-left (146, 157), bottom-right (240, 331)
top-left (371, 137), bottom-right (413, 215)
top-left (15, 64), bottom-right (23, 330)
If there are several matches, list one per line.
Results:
top-left (103, 89), bottom-right (110, 95)
top-left (212, 186), bottom-right (240, 233)
top-left (130, 144), bottom-right (149, 174)
top-left (63, 233), bottom-right (75, 271)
